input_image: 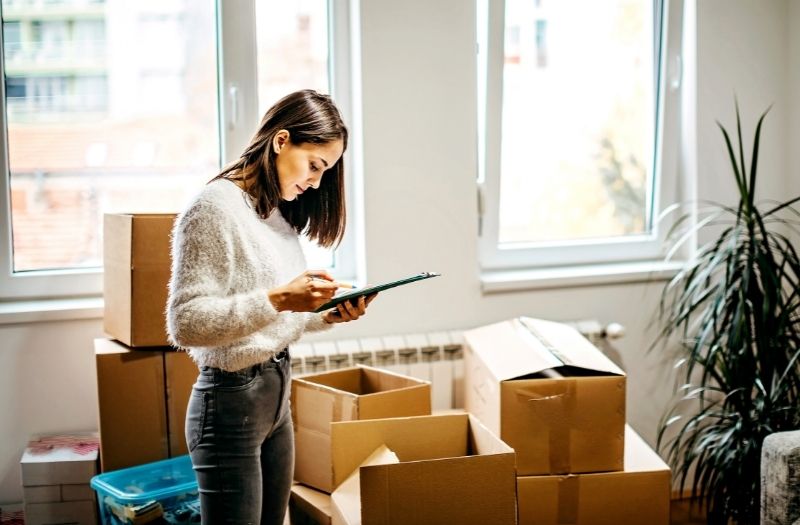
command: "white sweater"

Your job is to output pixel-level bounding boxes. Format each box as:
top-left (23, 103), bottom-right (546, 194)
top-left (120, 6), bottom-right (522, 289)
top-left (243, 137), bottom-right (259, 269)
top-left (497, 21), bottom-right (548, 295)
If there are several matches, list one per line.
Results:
top-left (166, 179), bottom-right (332, 372)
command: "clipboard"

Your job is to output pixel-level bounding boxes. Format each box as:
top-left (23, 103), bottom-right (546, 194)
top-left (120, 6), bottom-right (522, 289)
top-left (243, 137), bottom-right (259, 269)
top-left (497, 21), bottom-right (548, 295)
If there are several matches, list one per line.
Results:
top-left (314, 271), bottom-right (441, 312)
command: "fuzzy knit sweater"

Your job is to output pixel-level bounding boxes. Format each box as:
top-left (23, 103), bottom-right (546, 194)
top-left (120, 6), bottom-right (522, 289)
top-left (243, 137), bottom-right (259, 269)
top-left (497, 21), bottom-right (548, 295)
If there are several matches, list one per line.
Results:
top-left (166, 179), bottom-right (332, 372)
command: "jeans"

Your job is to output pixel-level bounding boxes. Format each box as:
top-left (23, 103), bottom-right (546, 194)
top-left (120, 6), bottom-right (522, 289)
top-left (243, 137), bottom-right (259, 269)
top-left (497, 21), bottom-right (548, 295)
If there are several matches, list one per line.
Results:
top-left (185, 350), bottom-right (293, 525)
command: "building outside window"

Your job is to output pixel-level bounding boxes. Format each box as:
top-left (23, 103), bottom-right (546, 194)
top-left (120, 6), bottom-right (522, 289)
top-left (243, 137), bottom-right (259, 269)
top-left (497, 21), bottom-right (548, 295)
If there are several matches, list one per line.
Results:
top-left (0, 0), bottom-right (351, 298)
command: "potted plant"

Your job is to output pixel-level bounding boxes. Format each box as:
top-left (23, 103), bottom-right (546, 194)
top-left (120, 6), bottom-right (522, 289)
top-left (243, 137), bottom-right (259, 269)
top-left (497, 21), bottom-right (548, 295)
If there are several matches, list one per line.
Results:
top-left (654, 105), bottom-right (800, 524)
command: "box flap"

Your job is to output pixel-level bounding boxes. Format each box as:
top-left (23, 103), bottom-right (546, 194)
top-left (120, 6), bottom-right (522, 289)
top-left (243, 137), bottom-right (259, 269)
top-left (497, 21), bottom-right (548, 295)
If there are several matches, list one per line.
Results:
top-left (298, 368), bottom-right (365, 395)
top-left (466, 414), bottom-right (514, 455)
top-left (359, 454), bottom-right (517, 525)
top-left (358, 383), bottom-right (431, 420)
top-left (294, 382), bottom-right (359, 431)
top-left (464, 319), bottom-right (564, 381)
top-left (623, 425), bottom-right (670, 473)
top-left (330, 414), bottom-right (468, 490)
top-left (519, 317), bottom-right (624, 376)
top-left (291, 484), bottom-right (333, 525)
top-left (359, 366), bottom-right (429, 393)
top-left (331, 445), bottom-right (399, 525)
top-left (464, 318), bottom-right (623, 381)
top-left (298, 366), bottom-right (429, 396)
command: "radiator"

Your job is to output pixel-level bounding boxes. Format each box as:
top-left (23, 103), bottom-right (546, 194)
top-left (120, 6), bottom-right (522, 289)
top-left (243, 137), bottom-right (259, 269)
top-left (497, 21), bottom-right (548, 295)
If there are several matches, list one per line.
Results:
top-left (290, 319), bottom-right (624, 411)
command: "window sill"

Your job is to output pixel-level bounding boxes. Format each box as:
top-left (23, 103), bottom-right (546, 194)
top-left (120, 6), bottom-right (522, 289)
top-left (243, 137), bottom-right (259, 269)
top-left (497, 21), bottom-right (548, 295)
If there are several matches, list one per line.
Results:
top-left (481, 260), bottom-right (685, 293)
top-left (0, 296), bottom-right (104, 325)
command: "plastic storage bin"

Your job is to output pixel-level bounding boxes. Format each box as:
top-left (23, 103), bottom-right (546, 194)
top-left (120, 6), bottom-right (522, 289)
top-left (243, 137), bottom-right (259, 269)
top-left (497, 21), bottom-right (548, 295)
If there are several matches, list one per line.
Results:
top-left (90, 455), bottom-right (199, 524)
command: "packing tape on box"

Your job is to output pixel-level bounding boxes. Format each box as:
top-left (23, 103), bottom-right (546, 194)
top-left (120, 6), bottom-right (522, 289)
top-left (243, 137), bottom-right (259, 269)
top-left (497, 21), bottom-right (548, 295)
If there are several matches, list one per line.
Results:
top-left (516, 381), bottom-right (577, 473)
top-left (557, 475), bottom-right (579, 524)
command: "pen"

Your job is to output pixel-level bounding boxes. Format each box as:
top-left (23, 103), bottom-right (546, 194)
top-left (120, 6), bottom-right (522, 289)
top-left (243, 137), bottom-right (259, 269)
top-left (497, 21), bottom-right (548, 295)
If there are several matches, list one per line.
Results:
top-left (310, 276), bottom-right (355, 289)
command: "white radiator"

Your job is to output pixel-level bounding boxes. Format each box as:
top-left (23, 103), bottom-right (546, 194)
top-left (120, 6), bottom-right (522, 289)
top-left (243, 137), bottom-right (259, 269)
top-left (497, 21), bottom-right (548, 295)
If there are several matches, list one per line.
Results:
top-left (290, 319), bottom-right (624, 411)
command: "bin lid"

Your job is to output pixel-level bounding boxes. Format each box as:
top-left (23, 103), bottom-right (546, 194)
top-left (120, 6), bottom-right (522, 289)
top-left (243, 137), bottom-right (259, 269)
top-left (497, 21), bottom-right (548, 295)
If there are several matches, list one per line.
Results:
top-left (90, 455), bottom-right (196, 504)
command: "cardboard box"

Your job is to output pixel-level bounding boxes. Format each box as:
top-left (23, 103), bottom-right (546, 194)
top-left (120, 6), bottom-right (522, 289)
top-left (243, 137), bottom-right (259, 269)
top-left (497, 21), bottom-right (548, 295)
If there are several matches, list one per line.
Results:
top-left (95, 339), bottom-right (196, 471)
top-left (95, 338), bottom-right (168, 471)
top-left (329, 413), bottom-right (517, 525)
top-left (464, 317), bottom-right (626, 475)
top-left (290, 484), bottom-right (333, 525)
top-left (103, 213), bottom-right (176, 347)
top-left (20, 441), bottom-right (98, 486)
top-left (292, 366), bottom-right (431, 492)
top-left (24, 500), bottom-right (96, 525)
top-left (517, 425), bottom-right (671, 525)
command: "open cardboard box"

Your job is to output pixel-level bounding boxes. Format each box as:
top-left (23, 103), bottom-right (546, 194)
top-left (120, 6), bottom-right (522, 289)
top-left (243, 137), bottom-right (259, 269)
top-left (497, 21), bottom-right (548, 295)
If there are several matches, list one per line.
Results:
top-left (464, 317), bottom-right (626, 475)
top-left (329, 413), bottom-right (517, 525)
top-left (517, 425), bottom-right (671, 525)
top-left (293, 365), bottom-right (431, 492)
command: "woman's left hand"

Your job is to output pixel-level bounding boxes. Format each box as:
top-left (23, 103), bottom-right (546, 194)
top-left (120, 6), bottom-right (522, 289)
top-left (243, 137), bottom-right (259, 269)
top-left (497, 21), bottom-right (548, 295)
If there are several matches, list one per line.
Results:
top-left (322, 293), bottom-right (378, 324)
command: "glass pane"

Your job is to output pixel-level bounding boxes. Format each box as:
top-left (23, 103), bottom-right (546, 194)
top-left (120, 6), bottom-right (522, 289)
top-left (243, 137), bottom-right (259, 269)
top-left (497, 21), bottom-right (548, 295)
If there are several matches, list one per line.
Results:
top-left (255, 0), bottom-right (334, 270)
top-left (3, 0), bottom-right (219, 272)
top-left (499, 0), bottom-right (655, 245)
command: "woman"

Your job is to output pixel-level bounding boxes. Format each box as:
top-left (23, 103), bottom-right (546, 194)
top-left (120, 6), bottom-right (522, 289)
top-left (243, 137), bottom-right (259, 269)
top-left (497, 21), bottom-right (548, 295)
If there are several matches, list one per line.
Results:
top-left (166, 89), bottom-right (375, 524)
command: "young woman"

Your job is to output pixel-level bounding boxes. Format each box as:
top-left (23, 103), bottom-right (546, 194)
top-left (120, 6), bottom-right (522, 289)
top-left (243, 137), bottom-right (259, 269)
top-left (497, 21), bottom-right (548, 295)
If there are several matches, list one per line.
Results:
top-left (166, 89), bottom-right (375, 524)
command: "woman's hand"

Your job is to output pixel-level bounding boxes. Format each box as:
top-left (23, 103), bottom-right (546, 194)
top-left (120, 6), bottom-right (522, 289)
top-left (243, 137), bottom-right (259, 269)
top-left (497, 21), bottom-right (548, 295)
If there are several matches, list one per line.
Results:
top-left (322, 293), bottom-right (378, 324)
top-left (268, 270), bottom-right (349, 312)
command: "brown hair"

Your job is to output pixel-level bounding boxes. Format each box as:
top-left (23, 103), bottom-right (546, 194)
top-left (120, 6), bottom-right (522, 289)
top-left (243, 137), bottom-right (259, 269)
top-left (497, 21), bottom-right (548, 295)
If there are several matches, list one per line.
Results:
top-left (211, 89), bottom-right (348, 248)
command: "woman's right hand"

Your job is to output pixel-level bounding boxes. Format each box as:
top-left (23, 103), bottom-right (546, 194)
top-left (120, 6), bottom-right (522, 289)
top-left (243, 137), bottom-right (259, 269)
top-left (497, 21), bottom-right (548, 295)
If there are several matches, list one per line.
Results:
top-left (267, 270), bottom-right (349, 312)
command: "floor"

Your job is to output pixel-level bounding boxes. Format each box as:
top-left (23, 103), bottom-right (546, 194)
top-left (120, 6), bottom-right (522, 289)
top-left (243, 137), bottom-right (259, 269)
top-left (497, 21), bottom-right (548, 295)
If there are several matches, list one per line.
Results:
top-left (283, 500), bottom-right (708, 524)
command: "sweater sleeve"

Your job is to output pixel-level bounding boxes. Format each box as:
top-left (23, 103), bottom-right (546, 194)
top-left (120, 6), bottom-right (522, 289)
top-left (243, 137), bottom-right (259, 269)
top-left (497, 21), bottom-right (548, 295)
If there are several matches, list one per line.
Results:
top-left (304, 312), bottom-right (334, 333)
top-left (166, 200), bottom-right (279, 348)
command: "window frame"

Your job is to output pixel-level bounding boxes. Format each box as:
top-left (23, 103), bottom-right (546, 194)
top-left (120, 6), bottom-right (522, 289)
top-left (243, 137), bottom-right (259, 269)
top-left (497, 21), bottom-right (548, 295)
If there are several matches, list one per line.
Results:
top-left (0, 0), bottom-right (358, 300)
top-left (477, 0), bottom-right (685, 272)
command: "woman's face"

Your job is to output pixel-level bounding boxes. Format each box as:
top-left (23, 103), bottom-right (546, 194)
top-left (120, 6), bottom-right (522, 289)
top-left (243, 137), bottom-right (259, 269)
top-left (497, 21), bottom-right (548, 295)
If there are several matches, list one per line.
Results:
top-left (272, 130), bottom-right (344, 201)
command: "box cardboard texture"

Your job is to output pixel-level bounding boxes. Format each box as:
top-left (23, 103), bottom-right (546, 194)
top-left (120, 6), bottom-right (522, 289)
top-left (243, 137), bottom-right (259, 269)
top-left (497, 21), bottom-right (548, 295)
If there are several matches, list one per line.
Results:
top-left (292, 365), bottom-right (432, 493)
top-left (329, 413), bottom-right (517, 525)
top-left (464, 317), bottom-right (626, 476)
top-left (103, 213), bottom-right (175, 347)
top-left (95, 338), bottom-right (196, 471)
top-left (290, 484), bottom-right (332, 525)
top-left (517, 425), bottom-right (671, 525)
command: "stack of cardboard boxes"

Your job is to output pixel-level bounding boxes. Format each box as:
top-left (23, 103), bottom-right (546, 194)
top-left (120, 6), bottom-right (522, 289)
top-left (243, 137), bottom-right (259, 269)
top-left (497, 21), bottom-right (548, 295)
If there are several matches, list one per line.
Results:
top-left (20, 435), bottom-right (98, 525)
top-left (464, 317), bottom-right (671, 525)
top-left (96, 214), bottom-right (196, 472)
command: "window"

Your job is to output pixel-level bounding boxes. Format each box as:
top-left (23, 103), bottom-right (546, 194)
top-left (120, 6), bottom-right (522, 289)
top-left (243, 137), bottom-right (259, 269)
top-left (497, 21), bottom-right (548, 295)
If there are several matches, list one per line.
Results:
top-left (477, 0), bottom-right (683, 271)
top-left (0, 0), bottom-right (356, 299)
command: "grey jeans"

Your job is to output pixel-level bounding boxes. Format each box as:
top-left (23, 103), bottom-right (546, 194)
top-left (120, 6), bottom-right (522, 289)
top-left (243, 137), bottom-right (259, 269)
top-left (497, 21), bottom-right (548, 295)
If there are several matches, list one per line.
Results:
top-left (186, 350), bottom-right (293, 525)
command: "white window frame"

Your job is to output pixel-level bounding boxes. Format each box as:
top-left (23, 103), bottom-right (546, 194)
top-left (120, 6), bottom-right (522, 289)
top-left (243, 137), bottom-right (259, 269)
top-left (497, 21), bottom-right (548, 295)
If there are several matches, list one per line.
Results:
top-left (0, 0), bottom-right (358, 300)
top-left (477, 0), bottom-right (684, 271)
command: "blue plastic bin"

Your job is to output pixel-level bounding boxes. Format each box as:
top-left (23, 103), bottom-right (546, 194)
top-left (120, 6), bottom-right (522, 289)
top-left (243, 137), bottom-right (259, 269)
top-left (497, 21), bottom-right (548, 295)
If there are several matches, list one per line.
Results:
top-left (90, 455), bottom-right (199, 524)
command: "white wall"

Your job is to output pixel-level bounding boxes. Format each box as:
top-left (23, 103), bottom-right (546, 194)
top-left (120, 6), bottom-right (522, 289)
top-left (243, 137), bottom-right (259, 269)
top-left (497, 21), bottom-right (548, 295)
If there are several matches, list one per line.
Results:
top-left (0, 0), bottom-right (795, 504)
top-left (695, 0), bottom-right (789, 210)
top-left (790, 1), bottom-right (800, 202)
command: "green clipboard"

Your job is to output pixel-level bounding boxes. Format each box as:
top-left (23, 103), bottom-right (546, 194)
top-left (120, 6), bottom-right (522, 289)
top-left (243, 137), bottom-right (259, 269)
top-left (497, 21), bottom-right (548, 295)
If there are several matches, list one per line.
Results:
top-left (314, 271), bottom-right (441, 313)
